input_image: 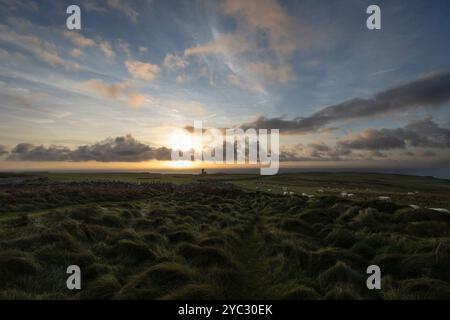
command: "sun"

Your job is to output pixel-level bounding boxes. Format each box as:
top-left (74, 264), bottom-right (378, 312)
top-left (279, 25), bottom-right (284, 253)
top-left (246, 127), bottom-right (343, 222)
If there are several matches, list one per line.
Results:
top-left (169, 128), bottom-right (194, 151)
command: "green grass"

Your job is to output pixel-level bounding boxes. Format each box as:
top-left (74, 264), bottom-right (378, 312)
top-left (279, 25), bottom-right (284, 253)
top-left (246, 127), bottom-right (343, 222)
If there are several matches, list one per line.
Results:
top-left (9, 171), bottom-right (449, 208)
top-left (0, 172), bottom-right (449, 299)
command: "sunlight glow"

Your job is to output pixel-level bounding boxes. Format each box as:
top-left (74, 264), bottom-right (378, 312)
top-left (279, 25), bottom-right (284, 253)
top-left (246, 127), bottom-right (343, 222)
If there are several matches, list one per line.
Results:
top-left (169, 129), bottom-right (193, 151)
top-left (167, 160), bottom-right (194, 169)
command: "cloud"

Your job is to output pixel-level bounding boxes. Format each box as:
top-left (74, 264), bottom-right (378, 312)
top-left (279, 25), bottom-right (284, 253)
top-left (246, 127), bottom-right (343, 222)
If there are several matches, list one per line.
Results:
top-left (176, 75), bottom-right (187, 83)
top-left (338, 128), bottom-right (406, 150)
top-left (126, 92), bottom-right (147, 108)
top-left (0, 0), bottom-right (39, 12)
top-left (83, 0), bottom-right (106, 12)
top-left (63, 31), bottom-right (96, 47)
top-left (106, 0), bottom-right (138, 23)
top-left (80, 79), bottom-right (147, 108)
top-left (227, 74), bottom-right (264, 92)
top-left (222, 0), bottom-right (299, 57)
top-left (84, 0), bottom-right (138, 22)
top-left (62, 30), bottom-right (117, 60)
top-left (181, 0), bottom-right (313, 89)
top-left (242, 72), bottom-right (450, 134)
top-left (116, 38), bottom-right (131, 57)
top-left (0, 145), bottom-right (9, 156)
top-left (70, 135), bottom-right (170, 162)
top-left (184, 33), bottom-right (255, 57)
top-left (337, 118), bottom-right (450, 151)
top-left (370, 151), bottom-right (388, 159)
top-left (8, 143), bottom-right (71, 161)
top-left (70, 48), bottom-right (83, 58)
top-left (164, 53), bottom-right (189, 69)
top-left (99, 40), bottom-right (115, 59)
top-left (280, 142), bottom-right (352, 162)
top-left (125, 59), bottom-right (160, 81)
top-left (169, 100), bottom-right (207, 117)
top-left (0, 86), bottom-right (49, 109)
top-left (245, 62), bottom-right (293, 84)
top-left (0, 48), bottom-right (9, 59)
top-left (8, 135), bottom-right (172, 162)
top-left (0, 23), bottom-right (79, 69)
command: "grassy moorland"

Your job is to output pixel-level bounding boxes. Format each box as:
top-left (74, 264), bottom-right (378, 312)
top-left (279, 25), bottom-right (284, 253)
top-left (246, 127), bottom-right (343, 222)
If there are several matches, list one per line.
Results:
top-left (0, 172), bottom-right (449, 299)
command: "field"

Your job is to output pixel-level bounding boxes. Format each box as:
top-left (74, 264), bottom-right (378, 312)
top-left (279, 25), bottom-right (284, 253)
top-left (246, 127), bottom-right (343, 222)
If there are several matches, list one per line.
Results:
top-left (0, 172), bottom-right (449, 299)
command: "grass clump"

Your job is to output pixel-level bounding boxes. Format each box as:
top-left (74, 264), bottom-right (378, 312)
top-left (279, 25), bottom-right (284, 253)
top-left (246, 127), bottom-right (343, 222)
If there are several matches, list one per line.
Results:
top-left (0, 250), bottom-right (41, 285)
top-left (113, 239), bottom-right (156, 262)
top-left (311, 248), bottom-right (366, 273)
top-left (325, 229), bottom-right (357, 248)
top-left (283, 285), bottom-right (320, 300)
top-left (81, 274), bottom-right (121, 299)
top-left (162, 284), bottom-right (219, 300)
top-left (406, 221), bottom-right (449, 237)
top-left (318, 261), bottom-right (364, 289)
top-left (177, 243), bottom-right (237, 269)
top-left (167, 230), bottom-right (195, 243)
top-left (119, 262), bottom-right (197, 299)
top-left (324, 285), bottom-right (362, 300)
top-left (402, 278), bottom-right (450, 299)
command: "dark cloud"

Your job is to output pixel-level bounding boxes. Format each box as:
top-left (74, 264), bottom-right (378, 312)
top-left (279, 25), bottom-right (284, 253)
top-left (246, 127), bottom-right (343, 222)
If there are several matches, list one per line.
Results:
top-left (70, 135), bottom-right (171, 162)
top-left (337, 128), bottom-right (407, 150)
top-left (7, 135), bottom-right (172, 162)
top-left (370, 151), bottom-right (388, 159)
top-left (242, 72), bottom-right (450, 134)
top-left (280, 142), bottom-right (352, 162)
top-left (0, 145), bottom-right (9, 156)
top-left (9, 143), bottom-right (71, 161)
top-left (337, 118), bottom-right (450, 150)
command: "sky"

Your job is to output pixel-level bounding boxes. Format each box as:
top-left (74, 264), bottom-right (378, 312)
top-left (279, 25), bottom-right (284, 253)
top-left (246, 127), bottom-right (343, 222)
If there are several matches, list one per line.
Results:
top-left (0, 0), bottom-right (449, 176)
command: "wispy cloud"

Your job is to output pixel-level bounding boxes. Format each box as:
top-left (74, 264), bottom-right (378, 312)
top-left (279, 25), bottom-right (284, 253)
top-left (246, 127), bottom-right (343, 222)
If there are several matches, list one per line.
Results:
top-left (99, 40), bottom-right (115, 59)
top-left (184, 33), bottom-right (255, 57)
top-left (84, 0), bottom-right (139, 23)
top-left (163, 53), bottom-right (189, 69)
top-left (63, 31), bottom-right (96, 47)
top-left (0, 23), bottom-right (79, 69)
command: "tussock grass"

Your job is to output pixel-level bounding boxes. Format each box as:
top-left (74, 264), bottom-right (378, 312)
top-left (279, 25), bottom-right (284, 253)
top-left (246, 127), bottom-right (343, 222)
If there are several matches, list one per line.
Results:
top-left (325, 228), bottom-right (357, 248)
top-left (177, 243), bottom-right (238, 269)
top-left (0, 250), bottom-right (41, 285)
top-left (324, 285), bottom-right (362, 300)
top-left (311, 248), bottom-right (366, 273)
top-left (113, 239), bottom-right (156, 262)
top-left (81, 274), bottom-right (121, 299)
top-left (167, 230), bottom-right (195, 243)
top-left (0, 178), bottom-right (449, 300)
top-left (282, 285), bottom-right (320, 300)
top-left (161, 284), bottom-right (219, 300)
top-left (318, 261), bottom-right (364, 289)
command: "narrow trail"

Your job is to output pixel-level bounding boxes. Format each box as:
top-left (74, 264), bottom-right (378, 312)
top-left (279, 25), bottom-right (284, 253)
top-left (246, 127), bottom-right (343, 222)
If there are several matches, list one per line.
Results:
top-left (234, 223), bottom-right (274, 299)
